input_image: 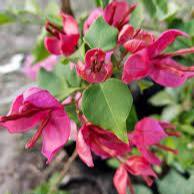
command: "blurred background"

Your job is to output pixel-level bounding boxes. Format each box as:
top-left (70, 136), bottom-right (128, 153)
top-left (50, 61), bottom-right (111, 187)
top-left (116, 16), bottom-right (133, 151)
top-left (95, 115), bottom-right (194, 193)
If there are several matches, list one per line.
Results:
top-left (0, 0), bottom-right (194, 194)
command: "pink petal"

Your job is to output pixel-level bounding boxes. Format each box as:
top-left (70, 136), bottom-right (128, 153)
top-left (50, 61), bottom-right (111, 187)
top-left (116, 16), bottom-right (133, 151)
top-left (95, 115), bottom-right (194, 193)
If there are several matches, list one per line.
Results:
top-left (41, 109), bottom-right (70, 162)
top-left (0, 94), bottom-right (47, 133)
top-left (0, 111), bottom-right (46, 134)
top-left (134, 117), bottom-right (167, 146)
top-left (61, 13), bottom-right (79, 35)
top-left (23, 87), bottom-right (61, 109)
top-left (60, 34), bottom-right (80, 56)
top-left (118, 24), bottom-right (134, 44)
top-left (122, 50), bottom-right (150, 83)
top-left (113, 165), bottom-right (129, 194)
top-left (83, 8), bottom-right (103, 34)
top-left (76, 126), bottom-right (94, 167)
top-left (44, 36), bottom-right (62, 55)
top-left (104, 1), bottom-right (135, 30)
top-left (8, 95), bottom-right (24, 115)
top-left (148, 29), bottom-right (189, 57)
top-left (23, 55), bottom-right (58, 80)
top-left (124, 39), bottom-right (148, 53)
top-left (125, 156), bottom-right (157, 185)
top-left (165, 47), bottom-right (194, 57)
top-left (138, 147), bottom-right (161, 165)
top-left (69, 120), bottom-right (78, 141)
top-left (77, 49), bottom-right (112, 83)
top-left (82, 125), bottom-right (130, 159)
top-left (149, 58), bottom-right (194, 87)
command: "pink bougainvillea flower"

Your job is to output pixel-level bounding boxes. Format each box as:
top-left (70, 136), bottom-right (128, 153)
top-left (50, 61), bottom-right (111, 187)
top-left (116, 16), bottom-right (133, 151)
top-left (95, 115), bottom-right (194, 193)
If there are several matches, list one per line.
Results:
top-left (122, 29), bottom-right (194, 87)
top-left (114, 156), bottom-right (157, 194)
top-left (45, 12), bottom-right (80, 56)
top-left (83, 8), bottom-right (103, 34)
top-left (0, 87), bottom-right (70, 162)
top-left (118, 24), bottom-right (155, 53)
top-left (104, 0), bottom-right (136, 30)
top-left (128, 117), bottom-right (179, 165)
top-left (22, 55), bottom-right (58, 80)
top-left (76, 124), bottom-right (130, 167)
top-left (76, 48), bottom-right (113, 83)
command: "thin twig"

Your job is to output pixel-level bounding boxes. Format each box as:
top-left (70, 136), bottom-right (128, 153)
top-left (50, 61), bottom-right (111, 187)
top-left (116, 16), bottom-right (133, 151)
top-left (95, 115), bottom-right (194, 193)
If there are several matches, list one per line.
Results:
top-left (48, 149), bottom-right (78, 194)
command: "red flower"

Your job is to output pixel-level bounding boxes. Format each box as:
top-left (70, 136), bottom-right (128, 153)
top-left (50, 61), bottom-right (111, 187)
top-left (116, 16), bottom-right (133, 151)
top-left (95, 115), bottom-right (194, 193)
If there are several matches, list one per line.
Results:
top-left (128, 117), bottom-right (179, 165)
top-left (118, 24), bottom-right (155, 53)
top-left (122, 29), bottom-right (194, 87)
top-left (45, 12), bottom-right (80, 56)
top-left (76, 124), bottom-right (130, 167)
top-left (0, 87), bottom-right (70, 162)
top-left (76, 48), bottom-right (113, 83)
top-left (114, 156), bottom-right (157, 194)
top-left (104, 0), bottom-right (136, 30)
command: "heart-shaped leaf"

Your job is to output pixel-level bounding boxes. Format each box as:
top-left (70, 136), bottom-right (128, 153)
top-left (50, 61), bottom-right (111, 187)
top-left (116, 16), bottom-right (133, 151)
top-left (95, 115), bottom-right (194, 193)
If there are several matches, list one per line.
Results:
top-left (84, 17), bottom-right (118, 51)
top-left (82, 78), bottom-right (133, 142)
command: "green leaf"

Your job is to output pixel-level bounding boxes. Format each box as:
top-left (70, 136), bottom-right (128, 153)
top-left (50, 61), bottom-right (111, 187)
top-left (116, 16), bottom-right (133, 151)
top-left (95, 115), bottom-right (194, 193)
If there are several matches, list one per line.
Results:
top-left (149, 90), bottom-right (175, 106)
top-left (153, 0), bottom-right (168, 13)
top-left (54, 63), bottom-right (81, 88)
top-left (141, 0), bottom-right (156, 17)
top-left (25, 0), bottom-right (41, 14)
top-left (157, 169), bottom-right (194, 194)
top-left (46, 15), bottom-right (63, 27)
top-left (137, 80), bottom-right (153, 92)
top-left (38, 63), bottom-right (81, 99)
top-left (32, 28), bottom-right (50, 62)
top-left (107, 158), bottom-right (120, 169)
top-left (135, 185), bottom-right (153, 194)
top-left (126, 106), bottom-right (138, 131)
top-left (45, 1), bottom-right (60, 16)
top-left (0, 12), bottom-right (15, 25)
top-left (82, 78), bottom-right (133, 142)
top-left (94, 0), bottom-right (110, 8)
top-left (178, 19), bottom-right (194, 37)
top-left (68, 43), bottom-right (86, 63)
top-left (65, 104), bottom-right (80, 125)
top-left (161, 104), bottom-right (182, 121)
top-left (84, 17), bottom-right (118, 51)
top-left (38, 68), bottom-right (62, 96)
top-left (130, 3), bottom-right (144, 28)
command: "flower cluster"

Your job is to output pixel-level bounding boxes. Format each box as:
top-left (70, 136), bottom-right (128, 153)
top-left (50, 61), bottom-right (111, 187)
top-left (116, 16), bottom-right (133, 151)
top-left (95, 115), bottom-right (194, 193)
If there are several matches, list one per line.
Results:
top-left (1, 0), bottom-right (194, 194)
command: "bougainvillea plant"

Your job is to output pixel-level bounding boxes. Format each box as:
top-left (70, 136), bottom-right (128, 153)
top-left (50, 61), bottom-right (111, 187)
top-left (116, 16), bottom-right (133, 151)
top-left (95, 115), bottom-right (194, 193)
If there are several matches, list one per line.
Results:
top-left (1, 0), bottom-right (194, 194)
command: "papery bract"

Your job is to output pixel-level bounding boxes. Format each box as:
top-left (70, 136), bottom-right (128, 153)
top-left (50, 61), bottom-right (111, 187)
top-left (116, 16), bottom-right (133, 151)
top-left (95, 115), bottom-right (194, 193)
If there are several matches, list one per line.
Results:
top-left (0, 87), bottom-right (70, 162)
top-left (114, 156), bottom-right (157, 194)
top-left (76, 124), bottom-right (130, 167)
top-left (83, 8), bottom-right (103, 34)
top-left (118, 24), bottom-right (155, 53)
top-left (76, 48), bottom-right (112, 83)
top-left (22, 55), bottom-right (58, 80)
top-left (45, 12), bottom-right (79, 56)
top-left (104, 0), bottom-right (136, 30)
top-left (128, 117), bottom-right (178, 165)
top-left (122, 29), bottom-right (194, 87)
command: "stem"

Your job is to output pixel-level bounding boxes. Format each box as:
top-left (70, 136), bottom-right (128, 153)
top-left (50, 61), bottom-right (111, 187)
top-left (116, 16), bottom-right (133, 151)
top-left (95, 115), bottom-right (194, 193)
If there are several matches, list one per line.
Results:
top-left (48, 149), bottom-right (78, 194)
top-left (61, 0), bottom-right (73, 15)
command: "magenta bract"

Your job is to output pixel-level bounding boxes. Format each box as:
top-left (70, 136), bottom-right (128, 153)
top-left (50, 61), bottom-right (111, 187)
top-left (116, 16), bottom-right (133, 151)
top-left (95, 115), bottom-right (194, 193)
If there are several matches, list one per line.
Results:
top-left (44, 12), bottom-right (80, 56)
top-left (76, 48), bottom-right (113, 83)
top-left (114, 156), bottom-right (157, 194)
top-left (129, 117), bottom-right (178, 165)
top-left (104, 0), bottom-right (136, 30)
top-left (76, 124), bottom-right (130, 167)
top-left (122, 29), bottom-right (194, 87)
top-left (22, 55), bottom-right (58, 80)
top-left (118, 24), bottom-right (155, 53)
top-left (0, 87), bottom-right (70, 162)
